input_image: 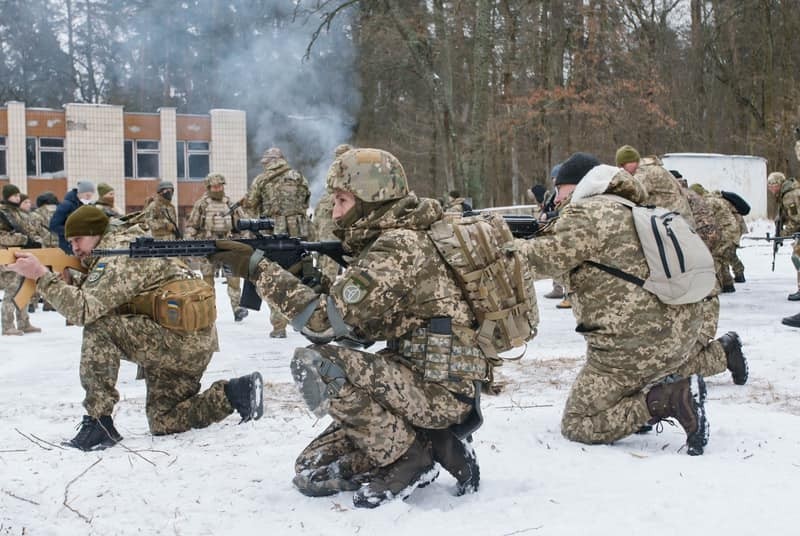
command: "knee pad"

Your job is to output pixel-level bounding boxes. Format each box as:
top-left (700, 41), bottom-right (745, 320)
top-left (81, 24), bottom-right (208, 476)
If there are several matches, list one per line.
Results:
top-left (291, 347), bottom-right (347, 418)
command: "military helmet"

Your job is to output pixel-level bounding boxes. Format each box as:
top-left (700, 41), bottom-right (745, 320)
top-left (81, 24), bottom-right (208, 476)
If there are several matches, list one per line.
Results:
top-left (261, 147), bottom-right (284, 164)
top-left (767, 171), bottom-right (786, 186)
top-left (334, 143), bottom-right (353, 158)
top-left (205, 173), bottom-right (226, 188)
top-left (329, 148), bottom-right (409, 203)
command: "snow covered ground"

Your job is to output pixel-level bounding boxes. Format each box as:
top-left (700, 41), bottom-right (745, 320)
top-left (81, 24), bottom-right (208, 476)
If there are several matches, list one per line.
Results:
top-left (1, 220), bottom-right (799, 536)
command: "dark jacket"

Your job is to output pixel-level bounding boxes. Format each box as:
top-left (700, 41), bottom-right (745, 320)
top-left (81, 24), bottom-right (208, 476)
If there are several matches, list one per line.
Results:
top-left (50, 188), bottom-right (82, 253)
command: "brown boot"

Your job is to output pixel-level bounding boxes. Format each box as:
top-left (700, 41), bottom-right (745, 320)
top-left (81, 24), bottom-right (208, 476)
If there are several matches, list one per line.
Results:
top-left (352, 434), bottom-right (438, 508)
top-left (556, 297), bottom-right (572, 309)
top-left (646, 375), bottom-right (709, 456)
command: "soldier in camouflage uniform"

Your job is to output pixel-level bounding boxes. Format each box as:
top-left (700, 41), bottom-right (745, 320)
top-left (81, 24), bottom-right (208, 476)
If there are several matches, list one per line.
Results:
top-left (211, 148), bottom-right (486, 507)
top-left (93, 182), bottom-right (123, 219)
top-left (767, 171), bottom-right (800, 300)
top-left (312, 144), bottom-right (352, 284)
top-left (6, 205), bottom-right (263, 451)
top-left (30, 192), bottom-right (59, 248)
top-left (245, 147), bottom-right (310, 337)
top-left (0, 185), bottom-right (42, 335)
top-left (185, 173), bottom-right (249, 322)
top-left (690, 184), bottom-right (743, 293)
top-left (517, 153), bottom-right (710, 455)
top-left (140, 181), bottom-right (182, 240)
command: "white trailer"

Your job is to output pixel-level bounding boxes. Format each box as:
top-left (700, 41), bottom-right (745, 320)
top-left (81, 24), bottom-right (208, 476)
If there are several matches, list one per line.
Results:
top-left (660, 153), bottom-right (767, 220)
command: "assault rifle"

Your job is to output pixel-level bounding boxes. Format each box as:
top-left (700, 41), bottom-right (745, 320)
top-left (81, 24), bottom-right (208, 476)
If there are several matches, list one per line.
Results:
top-left (462, 211), bottom-right (542, 239)
top-left (0, 248), bottom-right (85, 310)
top-left (743, 230), bottom-right (800, 272)
top-left (92, 218), bottom-right (348, 310)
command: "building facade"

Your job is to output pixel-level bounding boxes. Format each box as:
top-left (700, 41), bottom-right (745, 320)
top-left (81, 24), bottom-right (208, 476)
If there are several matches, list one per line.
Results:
top-left (0, 102), bottom-right (247, 222)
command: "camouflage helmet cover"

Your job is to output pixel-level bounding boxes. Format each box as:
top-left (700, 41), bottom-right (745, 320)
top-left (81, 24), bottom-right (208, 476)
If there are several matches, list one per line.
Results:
top-left (205, 173), bottom-right (226, 188)
top-left (261, 147), bottom-right (285, 164)
top-left (329, 148), bottom-right (409, 202)
top-left (767, 171), bottom-right (786, 186)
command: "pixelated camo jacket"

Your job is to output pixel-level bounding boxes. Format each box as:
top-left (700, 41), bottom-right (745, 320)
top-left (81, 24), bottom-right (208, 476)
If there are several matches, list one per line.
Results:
top-left (517, 167), bottom-right (702, 361)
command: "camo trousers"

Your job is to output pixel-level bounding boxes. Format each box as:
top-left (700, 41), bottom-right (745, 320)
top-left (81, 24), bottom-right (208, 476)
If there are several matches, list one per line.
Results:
top-left (1, 272), bottom-right (32, 331)
top-left (80, 314), bottom-right (232, 434)
top-left (561, 346), bottom-right (688, 445)
top-left (199, 259), bottom-right (242, 314)
top-left (295, 344), bottom-right (472, 467)
top-left (716, 246), bottom-right (737, 288)
top-left (676, 296), bottom-right (726, 379)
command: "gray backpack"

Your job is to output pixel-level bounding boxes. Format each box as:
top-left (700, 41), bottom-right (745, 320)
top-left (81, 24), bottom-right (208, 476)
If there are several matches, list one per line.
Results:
top-left (587, 195), bottom-right (716, 305)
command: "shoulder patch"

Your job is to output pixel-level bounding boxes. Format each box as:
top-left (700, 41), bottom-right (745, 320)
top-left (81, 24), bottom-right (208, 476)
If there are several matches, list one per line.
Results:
top-left (85, 262), bottom-right (107, 284)
top-left (339, 270), bottom-right (375, 304)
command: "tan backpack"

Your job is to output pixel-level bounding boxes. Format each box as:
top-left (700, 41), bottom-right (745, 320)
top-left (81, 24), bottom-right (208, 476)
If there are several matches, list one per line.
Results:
top-left (428, 213), bottom-right (539, 360)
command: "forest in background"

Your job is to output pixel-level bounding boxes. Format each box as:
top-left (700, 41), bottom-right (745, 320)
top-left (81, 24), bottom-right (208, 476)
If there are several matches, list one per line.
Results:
top-left (2, 0), bottom-right (799, 206)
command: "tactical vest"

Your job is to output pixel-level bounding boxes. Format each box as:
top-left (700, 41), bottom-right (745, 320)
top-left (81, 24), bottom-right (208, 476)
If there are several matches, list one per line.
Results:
top-left (202, 196), bottom-right (234, 236)
top-left (117, 278), bottom-right (216, 333)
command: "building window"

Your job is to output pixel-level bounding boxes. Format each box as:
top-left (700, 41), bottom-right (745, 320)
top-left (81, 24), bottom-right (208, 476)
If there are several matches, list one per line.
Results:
top-left (25, 137), bottom-right (65, 177)
top-left (124, 139), bottom-right (160, 178)
top-left (176, 140), bottom-right (210, 181)
top-left (0, 136), bottom-right (6, 177)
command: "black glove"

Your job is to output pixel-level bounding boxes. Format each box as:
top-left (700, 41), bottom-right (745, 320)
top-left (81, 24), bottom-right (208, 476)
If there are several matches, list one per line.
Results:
top-left (208, 240), bottom-right (255, 279)
top-left (24, 237), bottom-right (43, 249)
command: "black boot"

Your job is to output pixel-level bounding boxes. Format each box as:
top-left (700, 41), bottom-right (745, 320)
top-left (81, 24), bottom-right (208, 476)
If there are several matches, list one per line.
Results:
top-left (352, 434), bottom-right (438, 508)
top-left (718, 332), bottom-right (748, 385)
top-left (68, 415), bottom-right (122, 451)
top-left (646, 375), bottom-right (709, 456)
top-left (293, 451), bottom-right (372, 497)
top-left (782, 312), bottom-right (800, 328)
top-left (427, 429), bottom-right (480, 496)
top-left (720, 284), bottom-right (735, 293)
top-left (224, 372), bottom-right (264, 423)
top-left (733, 273), bottom-right (745, 283)
top-left (788, 290), bottom-right (800, 301)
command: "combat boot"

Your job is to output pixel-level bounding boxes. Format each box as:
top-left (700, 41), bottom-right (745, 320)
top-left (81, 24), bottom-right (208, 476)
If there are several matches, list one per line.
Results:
top-left (733, 273), bottom-right (746, 283)
top-left (717, 332), bottom-right (748, 385)
top-left (233, 307), bottom-right (249, 322)
top-left (427, 429), bottom-right (480, 496)
top-left (544, 283), bottom-right (565, 299)
top-left (721, 284), bottom-right (735, 293)
top-left (68, 415), bottom-right (123, 451)
top-left (224, 372), bottom-right (264, 423)
top-left (782, 312), bottom-right (800, 328)
top-left (788, 290), bottom-right (800, 301)
top-left (293, 451), bottom-right (373, 497)
top-left (352, 434), bottom-right (438, 509)
top-left (270, 329), bottom-right (287, 338)
top-left (2, 328), bottom-right (23, 336)
top-left (556, 297), bottom-right (572, 309)
top-left (646, 375), bottom-right (709, 456)
top-left (21, 325), bottom-right (41, 334)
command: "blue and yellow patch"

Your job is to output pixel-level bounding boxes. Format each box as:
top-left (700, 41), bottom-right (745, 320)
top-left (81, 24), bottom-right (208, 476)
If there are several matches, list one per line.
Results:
top-left (85, 262), bottom-right (107, 284)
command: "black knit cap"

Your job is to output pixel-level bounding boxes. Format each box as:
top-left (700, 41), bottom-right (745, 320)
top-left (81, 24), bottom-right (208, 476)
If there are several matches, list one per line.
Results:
top-left (36, 191), bottom-right (59, 207)
top-left (554, 152), bottom-right (601, 186)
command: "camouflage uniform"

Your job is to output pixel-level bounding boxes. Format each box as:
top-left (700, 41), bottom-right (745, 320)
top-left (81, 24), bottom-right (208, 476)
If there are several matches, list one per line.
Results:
top-left (634, 156), bottom-right (696, 227)
top-left (140, 194), bottom-right (181, 240)
top-left (0, 200), bottom-right (40, 334)
top-left (703, 192), bottom-right (743, 290)
top-left (247, 150), bottom-right (485, 488)
top-left (518, 168), bottom-right (703, 444)
top-left (246, 149), bottom-right (310, 333)
top-left (772, 175), bottom-right (800, 288)
top-left (34, 224), bottom-right (235, 434)
top-left (93, 199), bottom-right (123, 219)
top-left (185, 175), bottom-right (246, 317)
top-left (29, 204), bottom-right (59, 247)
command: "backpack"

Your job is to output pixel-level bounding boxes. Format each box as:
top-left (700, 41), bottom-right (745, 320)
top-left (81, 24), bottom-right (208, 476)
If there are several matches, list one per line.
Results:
top-left (427, 213), bottom-right (539, 360)
top-left (588, 195), bottom-right (716, 305)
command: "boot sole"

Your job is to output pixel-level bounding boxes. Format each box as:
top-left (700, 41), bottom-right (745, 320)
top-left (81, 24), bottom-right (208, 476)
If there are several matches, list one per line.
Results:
top-left (727, 332), bottom-right (748, 386)
top-left (686, 375), bottom-right (709, 456)
top-left (249, 372), bottom-right (264, 421)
